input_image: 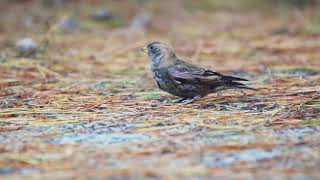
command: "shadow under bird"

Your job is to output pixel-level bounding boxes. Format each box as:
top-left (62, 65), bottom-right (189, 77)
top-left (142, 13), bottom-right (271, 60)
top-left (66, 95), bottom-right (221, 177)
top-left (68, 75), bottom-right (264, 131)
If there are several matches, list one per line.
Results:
top-left (142, 42), bottom-right (256, 103)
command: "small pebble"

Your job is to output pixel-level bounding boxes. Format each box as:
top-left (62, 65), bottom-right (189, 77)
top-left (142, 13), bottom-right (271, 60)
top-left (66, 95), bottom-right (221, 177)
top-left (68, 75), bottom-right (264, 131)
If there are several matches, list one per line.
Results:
top-left (15, 37), bottom-right (37, 57)
top-left (58, 16), bottom-right (78, 32)
top-left (92, 9), bottom-right (112, 21)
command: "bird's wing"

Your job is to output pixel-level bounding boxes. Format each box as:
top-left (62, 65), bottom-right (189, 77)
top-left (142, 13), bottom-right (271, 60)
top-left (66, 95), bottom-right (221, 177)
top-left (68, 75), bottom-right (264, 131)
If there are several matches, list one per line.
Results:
top-left (170, 61), bottom-right (248, 83)
top-left (168, 64), bottom-right (255, 90)
top-left (202, 70), bottom-right (248, 81)
top-left (168, 66), bottom-right (221, 85)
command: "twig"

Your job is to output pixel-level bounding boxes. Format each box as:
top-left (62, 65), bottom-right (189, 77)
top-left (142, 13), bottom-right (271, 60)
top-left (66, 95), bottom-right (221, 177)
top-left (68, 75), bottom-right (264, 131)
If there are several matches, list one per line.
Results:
top-left (297, 90), bottom-right (320, 111)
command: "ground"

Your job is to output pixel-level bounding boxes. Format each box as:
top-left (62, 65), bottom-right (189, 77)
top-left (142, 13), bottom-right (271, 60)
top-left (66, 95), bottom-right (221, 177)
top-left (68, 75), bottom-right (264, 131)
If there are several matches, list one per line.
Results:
top-left (0, 0), bottom-right (320, 179)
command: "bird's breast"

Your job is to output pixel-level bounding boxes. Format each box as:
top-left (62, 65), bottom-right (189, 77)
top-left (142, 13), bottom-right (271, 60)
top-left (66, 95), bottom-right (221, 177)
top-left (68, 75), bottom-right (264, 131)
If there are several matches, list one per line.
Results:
top-left (151, 68), bottom-right (173, 90)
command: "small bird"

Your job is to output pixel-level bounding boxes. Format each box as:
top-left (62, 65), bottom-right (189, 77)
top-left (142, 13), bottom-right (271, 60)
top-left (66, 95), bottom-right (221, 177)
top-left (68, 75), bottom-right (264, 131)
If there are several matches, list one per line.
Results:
top-left (142, 42), bottom-right (256, 103)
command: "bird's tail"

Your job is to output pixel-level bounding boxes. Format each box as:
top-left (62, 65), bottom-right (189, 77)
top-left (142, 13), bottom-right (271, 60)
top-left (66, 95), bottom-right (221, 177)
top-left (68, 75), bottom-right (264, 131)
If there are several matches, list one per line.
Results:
top-left (227, 81), bottom-right (257, 91)
top-left (204, 70), bottom-right (249, 81)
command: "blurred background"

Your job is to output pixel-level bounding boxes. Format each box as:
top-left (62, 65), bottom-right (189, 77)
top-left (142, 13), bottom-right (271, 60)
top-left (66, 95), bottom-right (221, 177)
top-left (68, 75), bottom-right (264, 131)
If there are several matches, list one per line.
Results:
top-left (1, 1), bottom-right (320, 179)
top-left (1, 0), bottom-right (320, 76)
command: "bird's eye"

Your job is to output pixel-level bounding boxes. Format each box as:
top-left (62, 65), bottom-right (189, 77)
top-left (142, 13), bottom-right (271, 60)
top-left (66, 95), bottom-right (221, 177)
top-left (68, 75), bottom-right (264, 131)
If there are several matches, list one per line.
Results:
top-left (149, 46), bottom-right (155, 50)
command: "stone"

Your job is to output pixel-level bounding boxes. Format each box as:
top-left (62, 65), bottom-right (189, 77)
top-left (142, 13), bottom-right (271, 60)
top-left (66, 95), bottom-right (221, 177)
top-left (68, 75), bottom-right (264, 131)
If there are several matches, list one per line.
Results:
top-left (58, 16), bottom-right (78, 32)
top-left (15, 37), bottom-right (37, 57)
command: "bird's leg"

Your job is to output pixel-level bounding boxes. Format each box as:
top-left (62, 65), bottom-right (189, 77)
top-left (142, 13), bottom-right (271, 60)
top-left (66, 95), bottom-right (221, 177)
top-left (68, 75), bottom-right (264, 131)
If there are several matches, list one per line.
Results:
top-left (181, 95), bottom-right (202, 104)
top-left (173, 97), bottom-right (188, 103)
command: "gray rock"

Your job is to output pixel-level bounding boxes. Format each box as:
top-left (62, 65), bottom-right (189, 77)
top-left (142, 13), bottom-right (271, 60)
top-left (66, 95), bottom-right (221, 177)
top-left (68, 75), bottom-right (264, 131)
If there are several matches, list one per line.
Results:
top-left (15, 37), bottom-right (37, 57)
top-left (92, 9), bottom-right (112, 21)
top-left (58, 16), bottom-right (78, 32)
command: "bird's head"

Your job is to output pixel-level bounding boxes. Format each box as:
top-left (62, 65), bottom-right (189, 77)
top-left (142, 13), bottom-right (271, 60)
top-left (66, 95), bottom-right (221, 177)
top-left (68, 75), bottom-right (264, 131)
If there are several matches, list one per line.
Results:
top-left (142, 42), bottom-right (176, 66)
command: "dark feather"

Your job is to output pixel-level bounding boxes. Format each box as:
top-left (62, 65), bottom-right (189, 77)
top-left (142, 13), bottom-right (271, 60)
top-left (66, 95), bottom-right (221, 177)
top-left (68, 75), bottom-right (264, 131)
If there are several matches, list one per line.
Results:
top-left (203, 70), bottom-right (248, 81)
top-left (226, 81), bottom-right (257, 91)
top-left (169, 69), bottom-right (256, 90)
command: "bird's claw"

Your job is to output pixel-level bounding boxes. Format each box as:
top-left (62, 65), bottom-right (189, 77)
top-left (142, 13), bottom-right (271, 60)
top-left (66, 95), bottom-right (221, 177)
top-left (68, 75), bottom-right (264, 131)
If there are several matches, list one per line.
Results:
top-left (168, 96), bottom-right (202, 104)
top-left (180, 96), bottom-right (202, 104)
top-left (181, 98), bottom-right (195, 104)
top-left (173, 98), bottom-right (188, 103)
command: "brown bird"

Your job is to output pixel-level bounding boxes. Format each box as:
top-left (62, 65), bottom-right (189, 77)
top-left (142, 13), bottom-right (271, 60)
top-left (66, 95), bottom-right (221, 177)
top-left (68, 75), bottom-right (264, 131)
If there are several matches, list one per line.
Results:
top-left (142, 42), bottom-right (256, 103)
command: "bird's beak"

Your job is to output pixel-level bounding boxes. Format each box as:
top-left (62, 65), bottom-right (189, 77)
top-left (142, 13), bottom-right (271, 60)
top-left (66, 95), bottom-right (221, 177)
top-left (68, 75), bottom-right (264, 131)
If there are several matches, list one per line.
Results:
top-left (141, 46), bottom-right (148, 53)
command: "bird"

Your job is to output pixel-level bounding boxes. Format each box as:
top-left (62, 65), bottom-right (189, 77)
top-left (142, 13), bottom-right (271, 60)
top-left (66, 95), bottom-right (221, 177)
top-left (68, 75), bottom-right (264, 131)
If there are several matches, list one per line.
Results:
top-left (142, 42), bottom-right (256, 103)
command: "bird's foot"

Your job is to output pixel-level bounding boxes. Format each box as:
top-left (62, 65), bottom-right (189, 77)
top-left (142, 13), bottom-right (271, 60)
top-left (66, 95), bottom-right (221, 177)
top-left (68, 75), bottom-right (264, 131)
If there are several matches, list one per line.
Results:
top-left (180, 95), bottom-right (202, 104)
top-left (173, 97), bottom-right (188, 103)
